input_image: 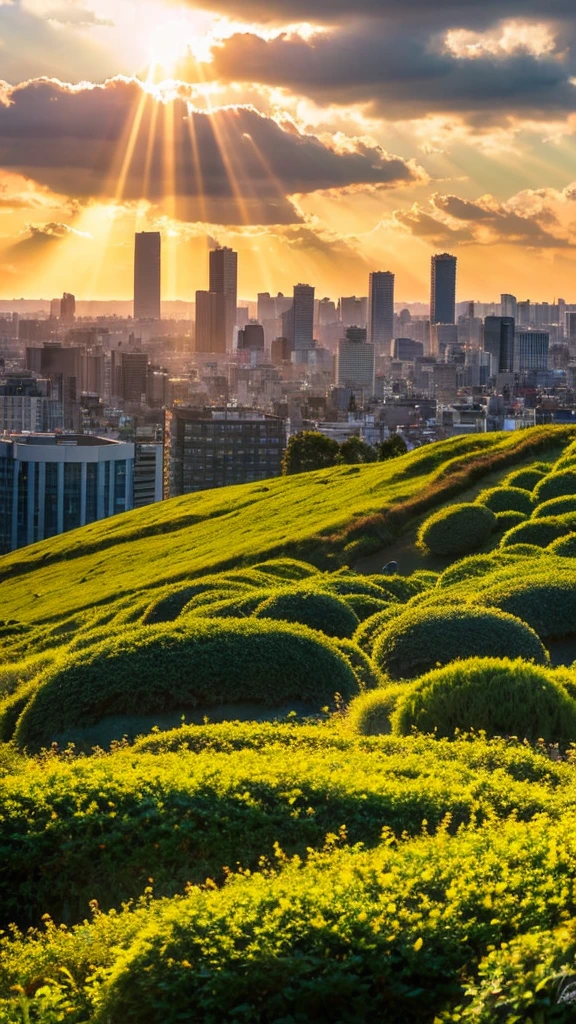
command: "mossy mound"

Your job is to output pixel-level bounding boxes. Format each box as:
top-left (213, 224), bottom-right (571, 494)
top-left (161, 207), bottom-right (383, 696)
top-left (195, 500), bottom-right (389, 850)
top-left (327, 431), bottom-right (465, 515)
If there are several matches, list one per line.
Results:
top-left (394, 657), bottom-right (576, 744)
top-left (480, 574), bottom-right (576, 639)
top-left (254, 589), bottom-right (360, 638)
top-left (347, 684), bottom-right (412, 736)
top-left (533, 469), bottom-right (576, 505)
top-left (373, 607), bottom-right (549, 681)
top-left (353, 605), bottom-right (407, 654)
top-left (501, 515), bottom-right (576, 549)
top-left (532, 496), bottom-right (576, 519)
top-left (418, 503), bottom-right (497, 556)
top-left (475, 486), bottom-right (534, 515)
top-left (504, 466), bottom-right (548, 491)
top-left (549, 534), bottom-right (576, 557)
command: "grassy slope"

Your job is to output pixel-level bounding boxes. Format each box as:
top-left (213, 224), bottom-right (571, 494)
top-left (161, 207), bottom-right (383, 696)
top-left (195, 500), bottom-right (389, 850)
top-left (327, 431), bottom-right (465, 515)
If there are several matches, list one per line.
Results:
top-left (0, 427), bottom-right (570, 626)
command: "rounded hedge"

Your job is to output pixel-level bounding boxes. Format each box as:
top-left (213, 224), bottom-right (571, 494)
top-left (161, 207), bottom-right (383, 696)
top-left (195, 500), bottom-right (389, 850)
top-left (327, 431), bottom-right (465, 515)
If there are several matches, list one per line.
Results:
top-left (12, 620), bottom-right (360, 751)
top-left (500, 543), bottom-right (548, 557)
top-left (475, 486), bottom-right (534, 515)
top-left (184, 590), bottom-right (271, 619)
top-left (367, 575), bottom-right (420, 601)
top-left (317, 574), bottom-right (394, 600)
top-left (142, 583), bottom-right (249, 625)
top-left (494, 510), bottom-right (527, 532)
top-left (480, 574), bottom-right (576, 639)
top-left (347, 684), bottom-right (408, 736)
top-left (353, 605), bottom-right (407, 654)
top-left (418, 503), bottom-right (497, 556)
top-left (253, 590), bottom-right (360, 638)
top-left (334, 639), bottom-right (384, 690)
top-left (341, 594), bottom-right (391, 622)
top-left (372, 606), bottom-right (549, 681)
top-left (437, 555), bottom-right (499, 589)
top-left (500, 515), bottom-right (576, 549)
top-left (393, 657), bottom-right (576, 744)
top-left (533, 469), bottom-right (576, 505)
top-left (252, 558), bottom-right (319, 581)
top-left (549, 533), bottom-right (576, 557)
top-left (504, 467), bottom-right (548, 491)
top-left (532, 495), bottom-right (576, 519)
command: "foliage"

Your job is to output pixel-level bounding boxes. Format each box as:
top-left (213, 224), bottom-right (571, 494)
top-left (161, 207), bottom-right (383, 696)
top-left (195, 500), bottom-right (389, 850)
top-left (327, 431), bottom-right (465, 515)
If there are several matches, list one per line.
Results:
top-left (500, 513), bottom-right (576, 549)
top-left (494, 510), bottom-right (527, 532)
top-left (337, 436), bottom-right (378, 464)
top-left (375, 433), bottom-right (408, 461)
top-left (341, 593), bottom-right (391, 621)
top-left (532, 495), bottom-right (576, 518)
top-left (373, 606), bottom-right (549, 681)
top-left (475, 485), bottom-right (534, 514)
top-left (12, 620), bottom-right (359, 751)
top-left (437, 554), bottom-right (501, 589)
top-left (533, 468), bottom-right (576, 504)
top-left (504, 465), bottom-right (548, 491)
top-left (353, 605), bottom-right (406, 654)
top-left (480, 573), bottom-right (576, 639)
top-left (282, 431), bottom-right (340, 474)
top-left (394, 657), bottom-right (576, 744)
top-left (254, 589), bottom-right (360, 638)
top-left (549, 533), bottom-right (576, 557)
top-left (347, 684), bottom-right (409, 736)
top-left (333, 639), bottom-right (385, 690)
top-left (418, 503), bottom-right (497, 556)
top-left (252, 558), bottom-right (320, 581)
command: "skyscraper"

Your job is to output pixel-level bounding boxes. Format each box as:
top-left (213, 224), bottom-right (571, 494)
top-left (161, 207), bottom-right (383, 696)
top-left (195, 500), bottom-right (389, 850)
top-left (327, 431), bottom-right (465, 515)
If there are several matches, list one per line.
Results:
top-left (367, 272), bottom-right (394, 350)
top-left (60, 293), bottom-right (76, 324)
top-left (292, 284), bottom-right (315, 358)
top-left (209, 245), bottom-right (238, 351)
top-left (515, 330), bottom-right (549, 371)
top-left (195, 291), bottom-right (227, 354)
top-left (335, 327), bottom-right (375, 396)
top-left (134, 231), bottom-right (161, 320)
top-left (430, 253), bottom-right (457, 325)
top-left (483, 316), bottom-right (515, 374)
top-left (501, 293), bottom-right (517, 319)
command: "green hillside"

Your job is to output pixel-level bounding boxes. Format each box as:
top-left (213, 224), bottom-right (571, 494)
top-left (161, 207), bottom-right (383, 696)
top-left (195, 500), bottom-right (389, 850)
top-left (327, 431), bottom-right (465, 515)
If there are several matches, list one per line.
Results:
top-left (6, 424), bottom-right (576, 1022)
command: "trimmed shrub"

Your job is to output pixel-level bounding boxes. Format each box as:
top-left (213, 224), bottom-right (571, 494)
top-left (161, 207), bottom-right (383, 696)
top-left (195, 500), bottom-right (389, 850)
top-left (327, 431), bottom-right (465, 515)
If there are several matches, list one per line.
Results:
top-left (480, 574), bottom-right (576, 639)
top-left (254, 589), bottom-right (359, 638)
top-left (500, 543), bottom-right (548, 557)
top-left (418, 503), bottom-right (497, 556)
top-left (494, 510), bottom-right (527, 532)
top-left (142, 583), bottom-right (248, 625)
top-left (373, 607), bottom-right (549, 681)
top-left (348, 684), bottom-right (411, 736)
top-left (475, 485), bottom-right (534, 515)
top-left (366, 575), bottom-right (420, 601)
top-left (394, 657), bottom-right (576, 744)
top-left (532, 495), bottom-right (576, 518)
top-left (437, 555), bottom-right (499, 589)
top-left (408, 570), bottom-right (439, 590)
top-left (333, 639), bottom-right (384, 690)
top-left (317, 574), bottom-right (394, 600)
top-left (500, 514), bottom-right (576, 549)
top-left (341, 594), bottom-right (391, 621)
top-left (504, 466), bottom-right (548, 491)
top-left (353, 605), bottom-right (407, 654)
top-left (13, 620), bottom-right (360, 750)
top-left (252, 558), bottom-right (319, 581)
top-left (184, 590), bottom-right (271, 619)
top-left (533, 469), bottom-right (576, 504)
top-left (549, 533), bottom-right (576, 557)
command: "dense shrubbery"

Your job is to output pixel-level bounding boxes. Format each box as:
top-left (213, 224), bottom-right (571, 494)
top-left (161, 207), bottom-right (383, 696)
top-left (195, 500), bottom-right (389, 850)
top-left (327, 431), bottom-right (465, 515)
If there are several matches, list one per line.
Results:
top-left (347, 684), bottom-right (409, 736)
top-left (437, 554), bottom-right (499, 589)
top-left (252, 558), bottom-right (320, 581)
top-left (341, 593), bottom-right (391, 621)
top-left (418, 503), bottom-right (497, 556)
top-left (373, 606), bottom-right (549, 680)
top-left (394, 657), bottom-right (576, 743)
top-left (533, 468), bottom-right (576, 504)
top-left (475, 485), bottom-right (534, 514)
top-left (480, 574), bottom-right (576, 639)
top-left (549, 533), bottom-right (576, 557)
top-left (500, 514), bottom-right (576, 548)
top-left (353, 605), bottom-right (407, 654)
top-left (11, 620), bottom-right (359, 750)
top-left (504, 465), bottom-right (549, 490)
top-left (254, 589), bottom-right (360, 638)
top-left (532, 495), bottom-right (576, 518)
top-left (494, 510), bottom-right (527, 532)
top-left (333, 639), bottom-right (383, 689)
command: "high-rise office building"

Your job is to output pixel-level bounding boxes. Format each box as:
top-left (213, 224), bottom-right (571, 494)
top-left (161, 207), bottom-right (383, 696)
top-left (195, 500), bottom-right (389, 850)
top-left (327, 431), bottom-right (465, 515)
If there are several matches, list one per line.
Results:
top-left (367, 272), bottom-right (394, 349)
top-left (164, 408), bottom-right (285, 497)
top-left (340, 296), bottom-right (367, 328)
top-left (483, 316), bottom-right (515, 374)
top-left (501, 294), bottom-right (517, 319)
top-left (0, 434), bottom-right (134, 554)
top-left (517, 301), bottom-right (531, 325)
top-left (195, 290), bottom-right (227, 353)
top-left (431, 253), bottom-right (457, 325)
top-left (515, 331), bottom-right (549, 371)
top-left (0, 374), bottom-right (62, 433)
top-left (292, 284), bottom-right (315, 359)
top-left (335, 327), bottom-right (375, 396)
top-left (25, 343), bottom-right (82, 429)
top-left (133, 442), bottom-right (163, 508)
top-left (60, 293), bottom-right (76, 324)
top-left (134, 231), bottom-right (161, 320)
top-left (111, 350), bottom-right (149, 403)
top-left (237, 324), bottom-right (265, 351)
top-left (393, 338), bottom-right (424, 361)
top-left (209, 246), bottom-right (238, 351)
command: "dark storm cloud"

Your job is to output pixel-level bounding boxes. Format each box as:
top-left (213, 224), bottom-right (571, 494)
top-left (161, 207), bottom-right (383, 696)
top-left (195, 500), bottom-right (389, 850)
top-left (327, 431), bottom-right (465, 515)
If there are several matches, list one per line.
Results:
top-left (211, 23), bottom-right (576, 120)
top-left (0, 78), bottom-right (421, 224)
top-left (198, 0), bottom-right (576, 25)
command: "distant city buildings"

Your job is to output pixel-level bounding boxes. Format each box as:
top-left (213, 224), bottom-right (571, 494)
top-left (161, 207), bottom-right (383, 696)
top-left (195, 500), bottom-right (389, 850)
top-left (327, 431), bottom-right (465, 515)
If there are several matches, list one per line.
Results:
top-left (134, 231), bottom-right (161, 320)
top-left (368, 272), bottom-right (394, 351)
top-left (335, 327), bottom-right (375, 397)
top-left (209, 245), bottom-right (238, 351)
top-left (431, 253), bottom-right (457, 326)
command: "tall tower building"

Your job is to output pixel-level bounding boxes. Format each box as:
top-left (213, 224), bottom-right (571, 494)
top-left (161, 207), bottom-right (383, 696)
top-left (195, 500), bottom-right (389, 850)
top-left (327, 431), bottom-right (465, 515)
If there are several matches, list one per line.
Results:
top-left (60, 293), bottom-right (76, 324)
top-left (209, 246), bottom-right (238, 351)
top-left (483, 316), bottom-right (515, 374)
top-left (335, 327), bottom-right (375, 396)
top-left (195, 291), bottom-right (226, 354)
top-left (430, 253), bottom-right (457, 325)
top-left (501, 293), bottom-right (517, 319)
top-left (367, 272), bottom-right (394, 350)
top-left (292, 284), bottom-right (315, 358)
top-left (134, 231), bottom-right (161, 320)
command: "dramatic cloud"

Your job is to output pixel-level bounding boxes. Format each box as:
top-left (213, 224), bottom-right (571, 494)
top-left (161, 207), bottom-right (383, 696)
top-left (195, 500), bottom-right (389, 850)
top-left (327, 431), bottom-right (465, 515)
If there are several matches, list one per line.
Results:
top-left (393, 187), bottom-right (576, 248)
top-left (0, 77), bottom-right (423, 224)
top-left (211, 21), bottom-right (576, 122)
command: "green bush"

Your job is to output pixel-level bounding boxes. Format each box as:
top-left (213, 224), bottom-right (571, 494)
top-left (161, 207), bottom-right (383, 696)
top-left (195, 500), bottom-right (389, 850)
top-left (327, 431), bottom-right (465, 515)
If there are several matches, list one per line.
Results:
top-left (341, 594), bottom-right (391, 621)
top-left (549, 533), bottom-right (576, 557)
top-left (367, 575), bottom-right (420, 601)
top-left (142, 583), bottom-right (249, 625)
top-left (348, 684), bottom-right (411, 736)
top-left (318, 572), bottom-right (393, 600)
top-left (504, 466), bottom-right (548, 491)
top-left (437, 555), bottom-right (499, 589)
top-left (480, 574), bottom-right (576, 639)
top-left (500, 543), bottom-right (549, 557)
top-left (373, 606), bottom-right (549, 681)
top-left (418, 503), bottom-right (497, 556)
top-left (353, 605), bottom-right (407, 654)
top-left (252, 558), bottom-right (319, 581)
top-left (408, 570), bottom-right (439, 590)
top-left (494, 510), bottom-right (527, 532)
top-left (533, 469), bottom-right (576, 504)
top-left (501, 513), bottom-right (576, 549)
top-left (12, 621), bottom-right (360, 751)
top-left (475, 485), bottom-right (534, 515)
top-left (254, 589), bottom-right (359, 638)
top-left (532, 495), bottom-right (576, 518)
top-left (394, 657), bottom-right (576, 744)
top-left (184, 590), bottom-right (271, 619)
top-left (333, 639), bottom-right (384, 690)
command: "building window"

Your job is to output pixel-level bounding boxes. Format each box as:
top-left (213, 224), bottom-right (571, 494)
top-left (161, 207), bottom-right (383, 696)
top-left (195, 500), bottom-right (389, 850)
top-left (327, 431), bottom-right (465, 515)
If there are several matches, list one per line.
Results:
top-left (63, 463), bottom-right (81, 532)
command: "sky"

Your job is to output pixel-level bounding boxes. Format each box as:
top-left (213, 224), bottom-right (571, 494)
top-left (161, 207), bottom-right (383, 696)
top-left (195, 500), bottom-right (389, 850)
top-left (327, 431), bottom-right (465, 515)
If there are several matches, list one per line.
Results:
top-left (2, 1), bottom-right (576, 301)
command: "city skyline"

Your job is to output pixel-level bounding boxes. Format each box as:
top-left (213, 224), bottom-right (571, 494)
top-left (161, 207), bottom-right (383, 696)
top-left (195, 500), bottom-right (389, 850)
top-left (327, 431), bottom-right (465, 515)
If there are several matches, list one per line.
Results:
top-left (3, 3), bottom-right (576, 300)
